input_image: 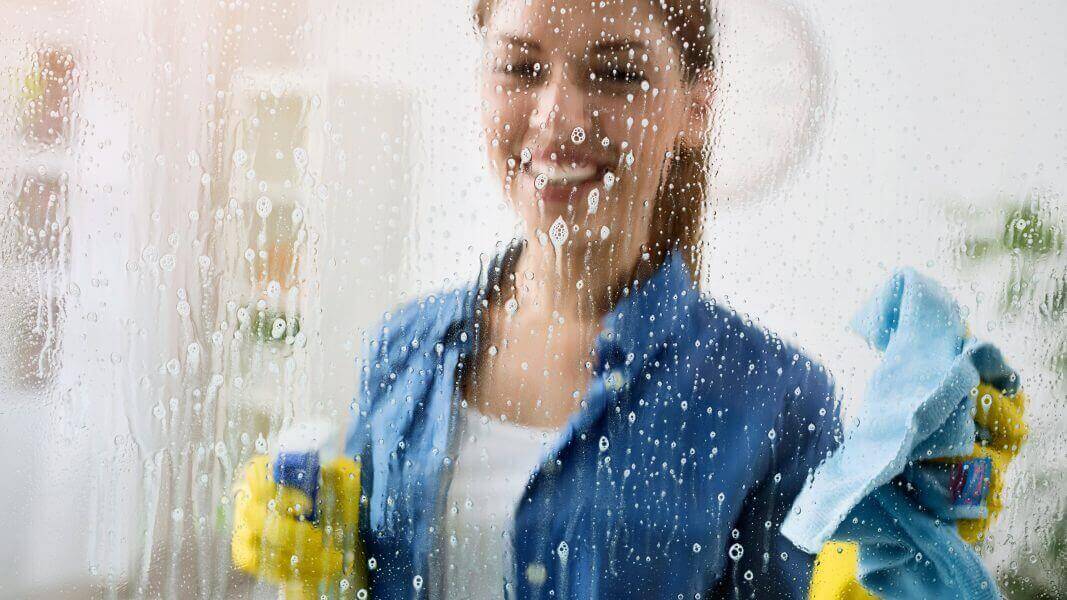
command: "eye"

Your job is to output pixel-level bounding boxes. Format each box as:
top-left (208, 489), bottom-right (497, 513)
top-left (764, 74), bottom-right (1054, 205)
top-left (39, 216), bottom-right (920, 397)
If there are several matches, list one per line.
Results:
top-left (496, 60), bottom-right (544, 84)
top-left (512, 61), bottom-right (543, 79)
top-left (589, 63), bottom-right (646, 89)
top-left (596, 67), bottom-right (644, 84)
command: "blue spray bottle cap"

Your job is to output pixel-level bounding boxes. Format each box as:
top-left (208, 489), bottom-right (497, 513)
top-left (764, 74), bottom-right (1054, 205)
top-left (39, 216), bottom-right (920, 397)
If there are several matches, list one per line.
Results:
top-left (272, 420), bottom-right (341, 522)
top-left (273, 450), bottom-right (321, 521)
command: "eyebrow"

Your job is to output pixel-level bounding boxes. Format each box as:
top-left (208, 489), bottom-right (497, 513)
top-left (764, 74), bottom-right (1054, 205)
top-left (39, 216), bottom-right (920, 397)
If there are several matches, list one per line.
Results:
top-left (591, 40), bottom-right (647, 53)
top-left (493, 36), bottom-right (647, 54)
top-left (498, 35), bottom-right (542, 52)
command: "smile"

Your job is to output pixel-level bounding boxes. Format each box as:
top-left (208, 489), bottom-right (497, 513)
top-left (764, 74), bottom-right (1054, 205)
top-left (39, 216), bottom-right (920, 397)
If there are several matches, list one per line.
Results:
top-left (530, 161), bottom-right (600, 186)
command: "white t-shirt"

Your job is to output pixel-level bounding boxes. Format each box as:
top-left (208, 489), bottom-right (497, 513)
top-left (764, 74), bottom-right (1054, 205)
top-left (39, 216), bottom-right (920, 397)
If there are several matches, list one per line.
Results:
top-left (440, 408), bottom-right (558, 600)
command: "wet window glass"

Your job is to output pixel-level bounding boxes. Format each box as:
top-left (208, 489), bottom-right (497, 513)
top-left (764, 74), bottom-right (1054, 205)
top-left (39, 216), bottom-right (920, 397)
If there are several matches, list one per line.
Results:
top-left (1, 1), bottom-right (1063, 598)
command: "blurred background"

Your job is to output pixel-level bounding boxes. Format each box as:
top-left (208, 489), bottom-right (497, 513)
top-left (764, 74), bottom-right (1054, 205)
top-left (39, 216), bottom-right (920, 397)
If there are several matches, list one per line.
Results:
top-left (0, 0), bottom-right (1063, 597)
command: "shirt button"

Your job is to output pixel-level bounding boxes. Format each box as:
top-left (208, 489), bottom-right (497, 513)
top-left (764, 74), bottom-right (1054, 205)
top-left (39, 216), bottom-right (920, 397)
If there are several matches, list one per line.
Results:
top-left (605, 369), bottom-right (626, 392)
top-left (525, 562), bottom-right (547, 585)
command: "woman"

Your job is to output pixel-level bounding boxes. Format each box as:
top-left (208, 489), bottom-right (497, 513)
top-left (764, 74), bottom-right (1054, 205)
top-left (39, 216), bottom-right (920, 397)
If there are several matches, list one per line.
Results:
top-left (232, 1), bottom-right (1023, 598)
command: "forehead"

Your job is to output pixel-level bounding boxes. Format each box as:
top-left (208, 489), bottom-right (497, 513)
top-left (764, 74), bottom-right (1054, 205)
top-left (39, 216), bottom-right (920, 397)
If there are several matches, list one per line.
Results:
top-left (487, 0), bottom-right (675, 52)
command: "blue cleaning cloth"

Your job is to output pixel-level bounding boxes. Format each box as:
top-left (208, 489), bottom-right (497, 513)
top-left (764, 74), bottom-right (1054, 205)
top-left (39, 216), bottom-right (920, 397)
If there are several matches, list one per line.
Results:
top-left (781, 267), bottom-right (1010, 599)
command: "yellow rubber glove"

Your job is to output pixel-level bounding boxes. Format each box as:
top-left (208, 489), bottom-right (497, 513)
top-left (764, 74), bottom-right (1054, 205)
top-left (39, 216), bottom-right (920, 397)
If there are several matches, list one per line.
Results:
top-left (810, 542), bottom-right (876, 600)
top-left (953, 382), bottom-right (1028, 543)
top-left (232, 454), bottom-right (366, 600)
top-left (808, 382), bottom-right (1028, 599)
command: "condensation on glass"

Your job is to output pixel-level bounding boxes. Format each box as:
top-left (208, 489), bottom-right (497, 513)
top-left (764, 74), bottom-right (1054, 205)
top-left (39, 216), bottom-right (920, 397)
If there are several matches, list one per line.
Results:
top-left (0, 0), bottom-right (1063, 598)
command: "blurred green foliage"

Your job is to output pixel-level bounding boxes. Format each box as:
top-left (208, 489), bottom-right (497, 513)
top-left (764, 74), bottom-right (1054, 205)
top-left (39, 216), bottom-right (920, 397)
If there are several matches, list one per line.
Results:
top-left (958, 194), bottom-right (1066, 371)
top-left (954, 191), bottom-right (1066, 599)
top-left (248, 307), bottom-right (302, 345)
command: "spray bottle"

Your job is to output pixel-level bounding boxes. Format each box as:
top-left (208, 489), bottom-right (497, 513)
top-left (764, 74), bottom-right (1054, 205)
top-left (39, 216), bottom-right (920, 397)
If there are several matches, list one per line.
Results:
top-left (272, 418), bottom-right (352, 599)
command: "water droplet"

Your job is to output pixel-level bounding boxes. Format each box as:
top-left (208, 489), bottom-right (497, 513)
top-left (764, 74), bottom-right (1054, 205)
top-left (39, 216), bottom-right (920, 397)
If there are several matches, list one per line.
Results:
top-left (587, 188), bottom-right (600, 214)
top-left (255, 196), bottom-right (272, 218)
top-left (549, 216), bottom-right (568, 247)
top-left (271, 318), bottom-right (287, 339)
top-left (599, 225), bottom-right (610, 240)
top-left (520, 147), bottom-right (532, 164)
top-left (159, 254), bottom-right (176, 272)
top-left (599, 436), bottom-right (610, 452)
top-left (729, 543), bottom-right (744, 561)
top-left (603, 171), bottom-right (616, 190)
top-left (232, 149), bottom-right (247, 166)
top-left (692, 543), bottom-right (702, 553)
top-left (570, 127), bottom-right (586, 144)
top-left (293, 147), bottom-right (308, 169)
top-left (534, 173), bottom-right (548, 190)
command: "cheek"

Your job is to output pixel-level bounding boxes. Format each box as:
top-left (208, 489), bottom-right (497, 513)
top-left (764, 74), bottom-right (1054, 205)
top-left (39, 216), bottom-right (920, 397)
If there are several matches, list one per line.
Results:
top-left (481, 86), bottom-right (530, 157)
top-left (605, 98), bottom-right (683, 187)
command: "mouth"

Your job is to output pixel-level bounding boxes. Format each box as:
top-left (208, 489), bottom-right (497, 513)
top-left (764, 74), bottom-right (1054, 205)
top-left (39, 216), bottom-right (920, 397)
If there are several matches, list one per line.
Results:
top-left (524, 156), bottom-right (613, 196)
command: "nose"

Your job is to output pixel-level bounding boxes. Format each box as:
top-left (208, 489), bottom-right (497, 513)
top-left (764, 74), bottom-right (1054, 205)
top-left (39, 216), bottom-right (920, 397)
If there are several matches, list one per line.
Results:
top-left (529, 66), bottom-right (591, 139)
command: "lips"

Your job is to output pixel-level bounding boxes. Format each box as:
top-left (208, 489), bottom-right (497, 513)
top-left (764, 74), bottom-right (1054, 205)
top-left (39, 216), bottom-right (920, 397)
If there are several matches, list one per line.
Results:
top-left (516, 143), bottom-right (615, 205)
top-left (529, 160), bottom-right (600, 185)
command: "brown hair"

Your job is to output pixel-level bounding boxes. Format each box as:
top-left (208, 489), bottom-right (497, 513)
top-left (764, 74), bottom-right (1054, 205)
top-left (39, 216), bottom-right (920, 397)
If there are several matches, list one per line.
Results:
top-left (473, 0), bottom-right (715, 283)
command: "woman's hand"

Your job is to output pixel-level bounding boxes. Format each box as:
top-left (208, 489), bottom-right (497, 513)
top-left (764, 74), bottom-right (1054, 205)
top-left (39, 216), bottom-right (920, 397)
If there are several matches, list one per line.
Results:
top-left (231, 454), bottom-right (365, 599)
top-left (940, 381), bottom-right (1028, 543)
top-left (809, 379), bottom-right (1028, 599)
top-left (787, 268), bottom-right (1031, 599)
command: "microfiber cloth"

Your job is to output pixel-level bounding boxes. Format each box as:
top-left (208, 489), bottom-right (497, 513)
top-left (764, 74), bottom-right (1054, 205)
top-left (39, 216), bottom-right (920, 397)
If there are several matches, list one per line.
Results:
top-left (782, 267), bottom-right (1012, 599)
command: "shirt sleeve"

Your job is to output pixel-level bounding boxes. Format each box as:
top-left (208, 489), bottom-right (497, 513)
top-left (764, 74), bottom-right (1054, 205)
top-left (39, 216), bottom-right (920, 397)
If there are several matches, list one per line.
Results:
top-left (712, 362), bottom-right (842, 598)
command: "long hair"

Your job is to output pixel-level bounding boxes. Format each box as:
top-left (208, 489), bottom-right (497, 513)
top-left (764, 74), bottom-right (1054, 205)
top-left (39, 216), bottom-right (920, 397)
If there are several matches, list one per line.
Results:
top-left (474, 0), bottom-right (716, 284)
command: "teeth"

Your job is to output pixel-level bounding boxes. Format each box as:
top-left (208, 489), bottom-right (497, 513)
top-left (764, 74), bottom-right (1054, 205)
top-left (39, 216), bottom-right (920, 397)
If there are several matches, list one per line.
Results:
top-left (532, 162), bottom-right (598, 185)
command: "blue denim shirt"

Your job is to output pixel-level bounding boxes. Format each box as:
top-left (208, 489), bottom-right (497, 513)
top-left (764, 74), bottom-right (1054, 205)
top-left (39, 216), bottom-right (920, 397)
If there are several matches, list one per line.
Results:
top-left (346, 244), bottom-right (841, 599)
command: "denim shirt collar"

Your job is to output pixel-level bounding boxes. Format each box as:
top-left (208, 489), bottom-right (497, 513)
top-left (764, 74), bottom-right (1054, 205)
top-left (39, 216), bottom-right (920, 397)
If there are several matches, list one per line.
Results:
top-left (596, 250), bottom-right (701, 371)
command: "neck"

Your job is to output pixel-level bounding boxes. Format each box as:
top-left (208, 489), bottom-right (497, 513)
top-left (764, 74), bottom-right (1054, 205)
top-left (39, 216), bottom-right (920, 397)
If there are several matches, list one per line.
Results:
top-left (499, 233), bottom-right (657, 325)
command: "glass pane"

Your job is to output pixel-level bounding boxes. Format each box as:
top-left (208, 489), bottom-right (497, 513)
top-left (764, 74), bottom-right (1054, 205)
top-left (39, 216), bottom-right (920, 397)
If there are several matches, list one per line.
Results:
top-left (1, 1), bottom-right (1063, 598)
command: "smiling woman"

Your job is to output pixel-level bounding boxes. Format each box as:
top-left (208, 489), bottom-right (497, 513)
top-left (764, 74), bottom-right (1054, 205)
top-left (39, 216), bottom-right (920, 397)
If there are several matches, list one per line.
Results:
top-left (227, 1), bottom-right (1028, 599)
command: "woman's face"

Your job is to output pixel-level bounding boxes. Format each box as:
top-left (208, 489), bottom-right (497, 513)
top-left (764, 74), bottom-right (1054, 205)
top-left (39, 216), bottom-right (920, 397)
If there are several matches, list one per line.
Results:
top-left (480, 0), bottom-right (703, 252)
